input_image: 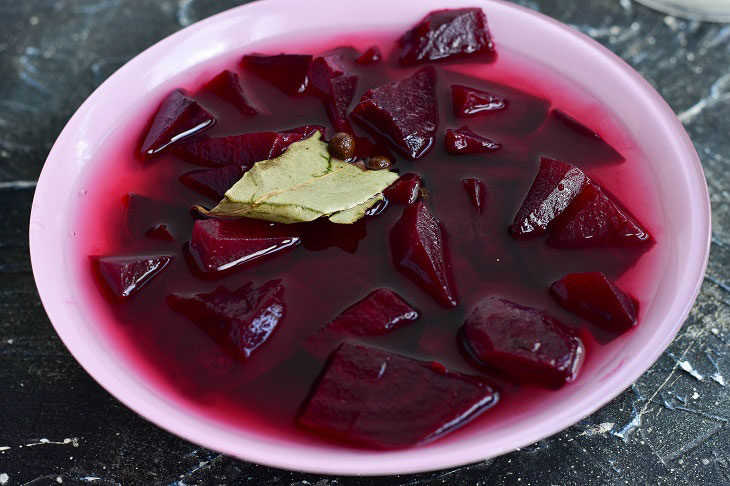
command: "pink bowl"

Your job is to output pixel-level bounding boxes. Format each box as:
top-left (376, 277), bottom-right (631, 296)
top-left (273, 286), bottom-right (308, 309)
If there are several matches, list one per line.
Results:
top-left (30, 0), bottom-right (710, 475)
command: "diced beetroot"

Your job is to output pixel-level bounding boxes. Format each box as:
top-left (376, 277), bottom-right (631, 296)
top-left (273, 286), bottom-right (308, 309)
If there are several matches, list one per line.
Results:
top-left (140, 89), bottom-right (215, 157)
top-left (94, 254), bottom-right (173, 298)
top-left (305, 289), bottom-right (419, 357)
top-left (180, 164), bottom-right (248, 201)
top-left (325, 75), bottom-right (358, 133)
top-left (463, 178), bottom-right (486, 212)
top-left (356, 46), bottom-right (382, 65)
top-left (384, 173), bottom-right (422, 205)
top-left (283, 125), bottom-right (326, 138)
top-left (351, 67), bottom-right (438, 160)
top-left (462, 296), bottom-right (584, 388)
top-left (548, 182), bottom-right (650, 247)
top-left (390, 202), bottom-right (457, 308)
top-left (550, 272), bottom-right (638, 333)
top-left (297, 218), bottom-right (367, 254)
top-left (509, 157), bottom-right (588, 239)
top-left (187, 219), bottom-right (300, 276)
top-left (297, 343), bottom-right (498, 448)
top-left (167, 280), bottom-right (285, 360)
top-left (398, 8), bottom-right (495, 65)
top-left (445, 126), bottom-right (500, 154)
top-left (308, 53), bottom-right (346, 98)
top-left (123, 193), bottom-right (183, 242)
top-left (452, 84), bottom-right (506, 117)
top-left (242, 54), bottom-right (312, 96)
top-left (145, 224), bottom-right (174, 242)
top-left (202, 70), bottom-right (257, 115)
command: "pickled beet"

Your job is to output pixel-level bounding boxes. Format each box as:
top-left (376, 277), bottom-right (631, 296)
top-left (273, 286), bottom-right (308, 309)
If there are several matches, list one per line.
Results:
top-left (297, 343), bottom-right (498, 449)
top-left (550, 272), bottom-right (638, 333)
top-left (451, 84), bottom-right (506, 117)
top-left (145, 224), bottom-right (174, 241)
top-left (462, 296), bottom-right (584, 388)
top-left (445, 126), bottom-right (500, 154)
top-left (94, 254), bottom-right (173, 298)
top-left (179, 164), bottom-right (248, 201)
top-left (242, 54), bottom-right (312, 96)
top-left (324, 75), bottom-right (358, 133)
top-left (356, 46), bottom-right (382, 65)
top-left (398, 8), bottom-right (494, 65)
top-left (463, 178), bottom-right (485, 212)
top-left (384, 173), bottom-right (422, 205)
top-left (308, 52), bottom-right (346, 98)
top-left (201, 70), bottom-right (257, 115)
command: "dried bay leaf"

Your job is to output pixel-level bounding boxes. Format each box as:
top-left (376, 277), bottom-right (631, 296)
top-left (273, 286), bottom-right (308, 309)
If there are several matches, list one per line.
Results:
top-left (198, 132), bottom-right (399, 224)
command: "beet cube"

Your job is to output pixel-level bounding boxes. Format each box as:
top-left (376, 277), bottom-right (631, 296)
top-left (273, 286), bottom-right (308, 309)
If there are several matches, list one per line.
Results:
top-left (187, 219), bottom-right (300, 276)
top-left (462, 296), bottom-right (584, 388)
top-left (167, 280), bottom-right (285, 360)
top-left (305, 289), bottom-right (419, 356)
top-left (445, 126), bottom-right (500, 154)
top-left (94, 254), bottom-right (173, 298)
top-left (325, 75), bottom-right (358, 133)
top-left (548, 182), bottom-right (650, 247)
top-left (390, 201), bottom-right (457, 307)
top-left (298, 343), bottom-right (498, 448)
top-left (145, 224), bottom-right (174, 242)
top-left (140, 89), bottom-right (215, 157)
top-left (509, 157), bottom-right (588, 239)
top-left (351, 67), bottom-right (438, 160)
top-left (356, 46), bottom-right (382, 65)
top-left (202, 70), bottom-right (258, 115)
top-left (463, 178), bottom-right (486, 212)
top-left (180, 164), bottom-right (248, 201)
top-left (242, 54), bottom-right (312, 96)
top-left (550, 272), bottom-right (638, 333)
top-left (398, 8), bottom-right (495, 65)
top-left (384, 173), bottom-right (422, 205)
top-left (308, 53), bottom-right (346, 98)
top-left (451, 84), bottom-right (506, 117)
top-left (297, 218), bottom-right (367, 254)
top-left (123, 193), bottom-right (183, 241)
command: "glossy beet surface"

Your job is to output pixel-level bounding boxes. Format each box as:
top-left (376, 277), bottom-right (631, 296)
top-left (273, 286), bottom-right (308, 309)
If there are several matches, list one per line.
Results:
top-left (325, 75), bottom-right (358, 133)
top-left (398, 8), bottom-right (494, 65)
top-left (462, 297), bottom-right (584, 388)
top-left (463, 178), bottom-right (485, 212)
top-left (550, 272), bottom-right (638, 333)
top-left (94, 254), bottom-right (173, 298)
top-left (202, 70), bottom-right (258, 115)
top-left (356, 46), bottom-right (382, 65)
top-left (308, 53), bottom-right (346, 98)
top-left (242, 54), bottom-right (312, 96)
top-left (445, 126), bottom-right (500, 154)
top-left (384, 173), bottom-right (422, 205)
top-left (298, 343), bottom-right (498, 449)
top-left (351, 67), bottom-right (438, 159)
top-left (451, 84), bottom-right (506, 117)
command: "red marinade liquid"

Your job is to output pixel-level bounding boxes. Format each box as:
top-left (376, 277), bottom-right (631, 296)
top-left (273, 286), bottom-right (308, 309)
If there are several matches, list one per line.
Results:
top-left (74, 33), bottom-right (665, 448)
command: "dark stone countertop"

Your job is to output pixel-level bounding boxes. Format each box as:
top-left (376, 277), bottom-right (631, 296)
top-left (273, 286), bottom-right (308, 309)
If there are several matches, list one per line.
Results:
top-left (1, 1), bottom-right (729, 484)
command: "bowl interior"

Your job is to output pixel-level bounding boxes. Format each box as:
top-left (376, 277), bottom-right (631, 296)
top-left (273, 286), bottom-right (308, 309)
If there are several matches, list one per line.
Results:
top-left (29, 0), bottom-right (710, 475)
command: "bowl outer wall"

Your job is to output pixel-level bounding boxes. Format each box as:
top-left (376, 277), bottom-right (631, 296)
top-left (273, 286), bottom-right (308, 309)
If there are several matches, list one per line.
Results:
top-left (29, 0), bottom-right (711, 475)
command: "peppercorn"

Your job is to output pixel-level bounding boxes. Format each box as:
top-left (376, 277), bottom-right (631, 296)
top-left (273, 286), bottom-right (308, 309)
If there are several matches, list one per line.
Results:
top-left (365, 155), bottom-right (392, 170)
top-left (328, 132), bottom-right (355, 160)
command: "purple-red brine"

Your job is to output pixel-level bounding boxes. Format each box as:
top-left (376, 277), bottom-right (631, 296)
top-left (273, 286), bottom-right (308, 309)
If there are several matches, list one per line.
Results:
top-left (79, 7), bottom-right (660, 449)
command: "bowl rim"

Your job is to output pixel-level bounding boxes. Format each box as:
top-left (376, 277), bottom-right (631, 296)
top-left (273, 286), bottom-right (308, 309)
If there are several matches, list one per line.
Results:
top-left (29, 0), bottom-right (711, 475)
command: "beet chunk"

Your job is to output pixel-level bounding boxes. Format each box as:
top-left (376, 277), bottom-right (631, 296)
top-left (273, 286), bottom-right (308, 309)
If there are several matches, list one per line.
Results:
top-left (550, 272), bottom-right (638, 333)
top-left (398, 8), bottom-right (495, 65)
top-left (94, 254), bottom-right (173, 298)
top-left (462, 296), bottom-right (584, 388)
top-left (356, 46), bottom-right (382, 65)
top-left (351, 67), bottom-right (438, 160)
top-left (538, 109), bottom-right (624, 165)
top-left (180, 164), bottom-right (248, 201)
top-left (509, 157), bottom-right (587, 239)
top-left (187, 219), bottom-right (300, 276)
top-left (298, 343), bottom-right (498, 448)
top-left (123, 193), bottom-right (183, 241)
top-left (451, 84), bottom-right (506, 117)
top-left (445, 126), bottom-right (500, 154)
top-left (167, 280), bottom-right (285, 360)
top-left (305, 289), bottom-right (419, 356)
top-left (145, 224), bottom-right (174, 242)
top-left (549, 182), bottom-right (650, 247)
top-left (242, 53), bottom-right (312, 96)
top-left (463, 178), bottom-right (486, 212)
top-left (325, 75), bottom-right (358, 133)
top-left (384, 173), bottom-right (422, 205)
top-left (297, 218), bottom-right (367, 254)
top-left (202, 70), bottom-right (257, 115)
top-left (308, 52), bottom-right (346, 98)
top-left (390, 201), bottom-right (457, 307)
top-left (140, 90), bottom-right (215, 157)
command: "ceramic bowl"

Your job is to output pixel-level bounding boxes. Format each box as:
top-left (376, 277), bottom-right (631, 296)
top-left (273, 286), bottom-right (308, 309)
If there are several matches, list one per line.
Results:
top-left (30, 0), bottom-right (710, 475)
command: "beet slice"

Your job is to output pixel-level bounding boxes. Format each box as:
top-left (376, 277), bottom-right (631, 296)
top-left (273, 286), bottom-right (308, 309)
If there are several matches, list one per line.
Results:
top-left (297, 218), bottom-right (367, 254)
top-left (548, 182), bottom-right (650, 247)
top-left (398, 8), bottom-right (495, 65)
top-left (509, 157), bottom-right (588, 239)
top-left (384, 173), bottom-right (422, 205)
top-left (463, 178), bottom-right (486, 212)
top-left (308, 52), bottom-right (346, 98)
top-left (145, 224), bottom-right (174, 242)
top-left (297, 343), bottom-right (498, 448)
top-left (167, 280), bottom-right (285, 360)
top-left (445, 126), bottom-right (500, 154)
top-left (305, 289), bottom-right (419, 356)
top-left (351, 67), bottom-right (438, 160)
top-left (550, 272), bottom-right (638, 333)
top-left (462, 296), bottom-right (584, 388)
top-left (451, 84), bottom-right (506, 117)
top-left (390, 201), bottom-right (457, 308)
top-left (356, 46), bottom-right (382, 65)
top-left (325, 75), bottom-right (358, 133)
top-left (179, 164), bottom-right (248, 201)
top-left (187, 219), bottom-right (300, 276)
top-left (202, 70), bottom-right (257, 115)
top-left (140, 89), bottom-right (215, 157)
top-left (123, 193), bottom-right (183, 241)
top-left (242, 53), bottom-right (312, 96)
top-left (94, 254), bottom-right (173, 298)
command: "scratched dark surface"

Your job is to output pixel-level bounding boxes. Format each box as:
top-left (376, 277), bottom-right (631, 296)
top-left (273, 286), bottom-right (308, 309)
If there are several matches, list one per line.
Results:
top-left (1, 0), bottom-right (729, 484)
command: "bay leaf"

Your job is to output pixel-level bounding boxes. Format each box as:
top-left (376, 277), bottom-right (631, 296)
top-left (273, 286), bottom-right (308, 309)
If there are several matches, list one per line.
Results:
top-left (198, 132), bottom-right (399, 224)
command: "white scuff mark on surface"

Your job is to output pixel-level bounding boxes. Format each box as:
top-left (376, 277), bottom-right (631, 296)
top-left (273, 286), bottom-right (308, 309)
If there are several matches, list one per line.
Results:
top-left (0, 180), bottom-right (37, 189)
top-left (26, 437), bottom-right (79, 447)
top-left (678, 72), bottom-right (730, 124)
top-left (579, 422), bottom-right (615, 437)
top-left (712, 372), bottom-right (726, 386)
top-left (612, 412), bottom-right (641, 442)
top-left (0, 446), bottom-right (9, 452)
top-left (0, 473), bottom-right (8, 484)
top-left (177, 0), bottom-right (196, 26)
top-left (80, 477), bottom-right (101, 482)
top-left (677, 358), bottom-right (705, 381)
